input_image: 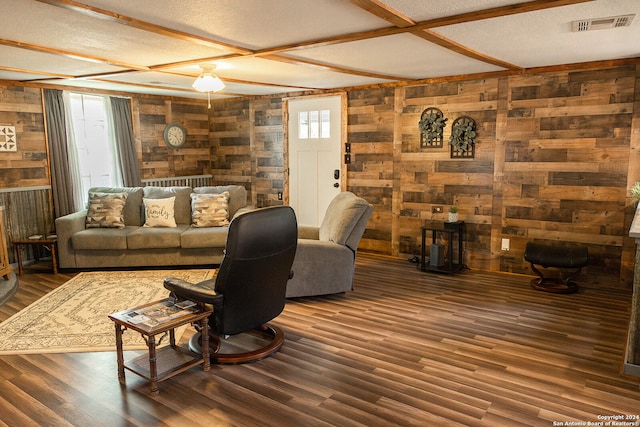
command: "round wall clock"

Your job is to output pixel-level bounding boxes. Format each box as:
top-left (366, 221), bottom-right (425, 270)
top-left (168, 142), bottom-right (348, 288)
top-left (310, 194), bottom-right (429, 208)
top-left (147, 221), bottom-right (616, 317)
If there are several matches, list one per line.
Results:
top-left (163, 123), bottom-right (186, 149)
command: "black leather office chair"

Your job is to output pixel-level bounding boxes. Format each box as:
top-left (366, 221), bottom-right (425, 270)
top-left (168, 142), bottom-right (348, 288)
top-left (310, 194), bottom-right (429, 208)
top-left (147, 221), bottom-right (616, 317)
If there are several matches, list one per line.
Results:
top-left (164, 206), bottom-right (297, 363)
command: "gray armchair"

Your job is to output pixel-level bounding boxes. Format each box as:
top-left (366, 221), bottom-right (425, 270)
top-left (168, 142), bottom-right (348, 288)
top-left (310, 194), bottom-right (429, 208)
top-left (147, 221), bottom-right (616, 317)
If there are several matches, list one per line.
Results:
top-left (286, 192), bottom-right (373, 298)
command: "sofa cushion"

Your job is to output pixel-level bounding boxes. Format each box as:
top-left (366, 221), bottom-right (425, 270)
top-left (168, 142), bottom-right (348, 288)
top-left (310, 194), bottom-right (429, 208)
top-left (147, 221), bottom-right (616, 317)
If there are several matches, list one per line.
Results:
top-left (143, 186), bottom-right (192, 225)
top-left (85, 192), bottom-right (127, 229)
top-left (194, 185), bottom-right (247, 218)
top-left (71, 227), bottom-right (134, 250)
top-left (181, 226), bottom-right (229, 248)
top-left (127, 225), bottom-right (189, 249)
top-left (88, 187), bottom-right (144, 226)
top-left (143, 197), bottom-right (177, 228)
top-left (191, 192), bottom-right (230, 227)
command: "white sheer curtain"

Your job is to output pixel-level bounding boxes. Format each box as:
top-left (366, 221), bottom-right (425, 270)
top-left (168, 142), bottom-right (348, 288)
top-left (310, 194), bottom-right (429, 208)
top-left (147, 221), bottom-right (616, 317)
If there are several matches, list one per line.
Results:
top-left (62, 92), bottom-right (123, 210)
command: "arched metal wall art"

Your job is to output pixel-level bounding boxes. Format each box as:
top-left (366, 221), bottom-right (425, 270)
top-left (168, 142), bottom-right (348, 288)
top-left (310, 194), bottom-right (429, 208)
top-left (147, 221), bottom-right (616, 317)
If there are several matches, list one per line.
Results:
top-left (449, 116), bottom-right (477, 159)
top-left (419, 107), bottom-right (447, 148)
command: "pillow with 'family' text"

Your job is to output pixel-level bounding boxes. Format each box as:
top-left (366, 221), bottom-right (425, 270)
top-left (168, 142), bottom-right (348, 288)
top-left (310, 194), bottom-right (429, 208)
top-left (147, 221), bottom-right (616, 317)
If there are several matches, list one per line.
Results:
top-left (143, 196), bottom-right (177, 228)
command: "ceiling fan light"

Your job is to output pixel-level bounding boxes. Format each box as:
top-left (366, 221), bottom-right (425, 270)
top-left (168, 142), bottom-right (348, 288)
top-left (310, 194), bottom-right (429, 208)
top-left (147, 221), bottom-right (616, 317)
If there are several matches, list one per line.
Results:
top-left (192, 74), bottom-right (225, 92)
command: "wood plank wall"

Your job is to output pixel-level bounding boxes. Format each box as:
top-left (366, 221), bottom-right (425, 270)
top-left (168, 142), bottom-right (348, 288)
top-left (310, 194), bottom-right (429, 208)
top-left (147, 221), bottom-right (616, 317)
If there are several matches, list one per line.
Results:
top-left (347, 88), bottom-right (395, 255)
top-left (134, 98), bottom-right (210, 179)
top-left (252, 97), bottom-right (285, 208)
top-left (209, 99), bottom-right (252, 196)
top-left (0, 86), bottom-right (48, 188)
top-left (209, 98), bottom-right (285, 208)
top-left (205, 67), bottom-right (639, 289)
top-left (503, 67), bottom-right (637, 286)
top-left (393, 79), bottom-right (500, 273)
top-left (1, 64), bottom-right (639, 288)
top-left (0, 86), bottom-right (52, 262)
top-left (341, 67), bottom-right (639, 288)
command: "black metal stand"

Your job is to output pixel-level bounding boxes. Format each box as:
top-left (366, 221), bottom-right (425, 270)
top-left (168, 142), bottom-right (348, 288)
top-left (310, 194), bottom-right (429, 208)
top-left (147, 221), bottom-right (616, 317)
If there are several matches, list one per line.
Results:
top-left (420, 221), bottom-right (465, 274)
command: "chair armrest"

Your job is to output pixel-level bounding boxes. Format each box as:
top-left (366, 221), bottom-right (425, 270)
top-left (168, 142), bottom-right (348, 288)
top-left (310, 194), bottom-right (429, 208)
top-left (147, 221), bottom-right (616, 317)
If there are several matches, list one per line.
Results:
top-left (163, 277), bottom-right (223, 306)
top-left (55, 210), bottom-right (88, 269)
top-left (298, 226), bottom-right (319, 240)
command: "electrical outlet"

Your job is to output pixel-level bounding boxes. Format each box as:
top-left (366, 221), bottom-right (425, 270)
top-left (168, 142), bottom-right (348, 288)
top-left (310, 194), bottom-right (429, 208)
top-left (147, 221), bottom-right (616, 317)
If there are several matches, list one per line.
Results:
top-left (277, 192), bottom-right (283, 201)
top-left (432, 206), bottom-right (443, 213)
top-left (501, 238), bottom-right (510, 251)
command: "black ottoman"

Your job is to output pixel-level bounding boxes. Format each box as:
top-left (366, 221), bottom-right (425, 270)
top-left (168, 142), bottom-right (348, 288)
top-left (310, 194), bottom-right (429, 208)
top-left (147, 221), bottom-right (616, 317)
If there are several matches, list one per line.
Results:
top-left (524, 242), bottom-right (589, 294)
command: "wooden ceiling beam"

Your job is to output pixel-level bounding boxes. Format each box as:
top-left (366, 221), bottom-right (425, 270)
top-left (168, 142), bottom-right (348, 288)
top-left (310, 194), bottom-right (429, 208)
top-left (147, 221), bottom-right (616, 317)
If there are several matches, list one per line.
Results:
top-left (0, 66), bottom-right (74, 80)
top-left (348, 0), bottom-right (415, 28)
top-left (34, 0), bottom-right (253, 55)
top-left (0, 38), bottom-right (149, 71)
top-left (264, 54), bottom-right (411, 82)
top-left (413, 0), bottom-right (594, 30)
top-left (89, 78), bottom-right (242, 96)
top-left (25, 0), bottom-right (591, 81)
top-left (163, 69), bottom-right (320, 91)
top-left (149, 55), bottom-right (244, 72)
top-left (6, 0), bottom-right (595, 95)
top-left (256, 0), bottom-right (594, 56)
top-left (410, 29), bottom-right (523, 71)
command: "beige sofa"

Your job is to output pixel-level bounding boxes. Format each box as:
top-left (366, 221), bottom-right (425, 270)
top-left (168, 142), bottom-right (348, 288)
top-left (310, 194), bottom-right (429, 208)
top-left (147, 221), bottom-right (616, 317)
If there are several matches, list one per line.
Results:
top-left (55, 185), bottom-right (251, 269)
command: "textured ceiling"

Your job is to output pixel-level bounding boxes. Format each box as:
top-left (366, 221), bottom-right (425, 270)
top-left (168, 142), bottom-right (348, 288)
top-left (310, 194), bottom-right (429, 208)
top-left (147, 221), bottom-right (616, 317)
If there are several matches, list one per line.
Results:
top-left (0, 0), bottom-right (638, 101)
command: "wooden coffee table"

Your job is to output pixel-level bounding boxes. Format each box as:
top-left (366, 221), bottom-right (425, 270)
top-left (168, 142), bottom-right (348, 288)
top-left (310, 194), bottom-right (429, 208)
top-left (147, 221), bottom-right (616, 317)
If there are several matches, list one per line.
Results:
top-left (109, 298), bottom-right (212, 395)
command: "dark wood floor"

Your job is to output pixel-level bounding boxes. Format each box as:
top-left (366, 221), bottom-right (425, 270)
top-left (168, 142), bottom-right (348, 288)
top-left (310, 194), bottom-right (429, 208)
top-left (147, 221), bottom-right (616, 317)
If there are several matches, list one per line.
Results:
top-left (0, 253), bottom-right (638, 426)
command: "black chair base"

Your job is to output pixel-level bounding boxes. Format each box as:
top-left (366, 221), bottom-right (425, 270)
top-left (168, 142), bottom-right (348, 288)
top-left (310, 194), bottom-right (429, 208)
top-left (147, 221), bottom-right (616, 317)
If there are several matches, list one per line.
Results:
top-left (189, 323), bottom-right (284, 364)
top-left (530, 276), bottom-right (579, 294)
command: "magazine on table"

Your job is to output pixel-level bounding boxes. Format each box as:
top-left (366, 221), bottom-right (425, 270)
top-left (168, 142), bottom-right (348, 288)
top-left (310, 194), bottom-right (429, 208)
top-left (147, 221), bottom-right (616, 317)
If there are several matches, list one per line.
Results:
top-left (124, 299), bottom-right (198, 327)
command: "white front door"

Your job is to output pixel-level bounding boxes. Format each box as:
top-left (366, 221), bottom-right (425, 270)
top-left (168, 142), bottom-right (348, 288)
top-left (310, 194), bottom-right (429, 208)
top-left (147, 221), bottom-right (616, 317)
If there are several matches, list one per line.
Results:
top-left (288, 95), bottom-right (343, 227)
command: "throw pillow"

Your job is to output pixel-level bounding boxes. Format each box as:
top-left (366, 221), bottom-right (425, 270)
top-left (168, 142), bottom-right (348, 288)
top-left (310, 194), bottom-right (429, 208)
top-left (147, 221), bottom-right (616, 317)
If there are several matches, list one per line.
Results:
top-left (142, 186), bottom-right (192, 225)
top-left (191, 192), bottom-right (230, 227)
top-left (86, 192), bottom-right (128, 229)
top-left (143, 197), bottom-right (177, 228)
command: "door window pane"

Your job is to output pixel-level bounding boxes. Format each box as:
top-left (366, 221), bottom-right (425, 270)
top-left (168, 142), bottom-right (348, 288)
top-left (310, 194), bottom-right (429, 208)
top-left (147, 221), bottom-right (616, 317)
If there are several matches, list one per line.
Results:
top-left (298, 109), bottom-right (330, 139)
top-left (309, 111), bottom-right (319, 139)
top-left (320, 109), bottom-right (330, 138)
top-left (298, 111), bottom-right (308, 139)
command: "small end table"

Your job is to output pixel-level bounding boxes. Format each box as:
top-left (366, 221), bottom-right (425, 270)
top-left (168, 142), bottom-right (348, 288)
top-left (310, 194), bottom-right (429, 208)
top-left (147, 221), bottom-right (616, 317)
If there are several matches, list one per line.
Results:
top-left (12, 236), bottom-right (58, 275)
top-left (420, 221), bottom-right (465, 274)
top-left (109, 298), bottom-right (212, 395)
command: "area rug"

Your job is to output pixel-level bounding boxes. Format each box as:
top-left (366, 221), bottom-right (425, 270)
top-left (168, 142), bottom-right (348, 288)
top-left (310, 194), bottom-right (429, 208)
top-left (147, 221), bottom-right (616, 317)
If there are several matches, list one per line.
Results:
top-left (0, 269), bottom-right (215, 355)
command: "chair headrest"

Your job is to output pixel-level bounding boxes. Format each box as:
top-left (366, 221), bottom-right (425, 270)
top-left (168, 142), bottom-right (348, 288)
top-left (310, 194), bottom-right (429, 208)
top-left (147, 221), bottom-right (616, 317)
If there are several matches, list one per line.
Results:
top-left (319, 192), bottom-right (373, 248)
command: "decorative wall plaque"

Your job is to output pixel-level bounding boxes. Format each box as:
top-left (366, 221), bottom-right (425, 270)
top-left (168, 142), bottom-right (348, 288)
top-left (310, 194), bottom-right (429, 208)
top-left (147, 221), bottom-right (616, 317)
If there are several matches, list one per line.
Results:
top-left (419, 107), bottom-right (447, 148)
top-left (449, 116), bottom-right (476, 159)
top-left (0, 126), bottom-right (16, 152)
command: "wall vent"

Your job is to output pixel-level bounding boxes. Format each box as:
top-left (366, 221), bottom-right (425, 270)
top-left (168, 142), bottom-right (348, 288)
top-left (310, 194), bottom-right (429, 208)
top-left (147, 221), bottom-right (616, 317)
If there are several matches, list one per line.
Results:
top-left (572, 14), bottom-right (635, 32)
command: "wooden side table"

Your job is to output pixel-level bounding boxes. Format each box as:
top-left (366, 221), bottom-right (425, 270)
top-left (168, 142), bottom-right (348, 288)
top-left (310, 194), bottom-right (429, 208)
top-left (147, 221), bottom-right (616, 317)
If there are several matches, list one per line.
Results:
top-left (109, 298), bottom-right (212, 395)
top-left (11, 236), bottom-right (58, 275)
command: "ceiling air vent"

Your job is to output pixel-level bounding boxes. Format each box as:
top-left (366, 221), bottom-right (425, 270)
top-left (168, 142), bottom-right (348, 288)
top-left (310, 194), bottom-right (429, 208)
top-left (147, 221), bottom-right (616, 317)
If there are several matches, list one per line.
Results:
top-left (572, 14), bottom-right (635, 32)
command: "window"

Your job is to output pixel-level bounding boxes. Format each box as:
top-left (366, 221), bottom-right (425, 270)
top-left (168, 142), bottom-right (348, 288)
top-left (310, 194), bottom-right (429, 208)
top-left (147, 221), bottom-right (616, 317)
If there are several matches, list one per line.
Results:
top-left (298, 109), bottom-right (330, 139)
top-left (65, 93), bottom-right (122, 206)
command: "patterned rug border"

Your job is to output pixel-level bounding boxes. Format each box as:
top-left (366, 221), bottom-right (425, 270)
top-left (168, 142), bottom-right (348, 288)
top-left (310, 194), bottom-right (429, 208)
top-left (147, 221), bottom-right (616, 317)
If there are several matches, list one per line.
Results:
top-left (0, 269), bottom-right (215, 355)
